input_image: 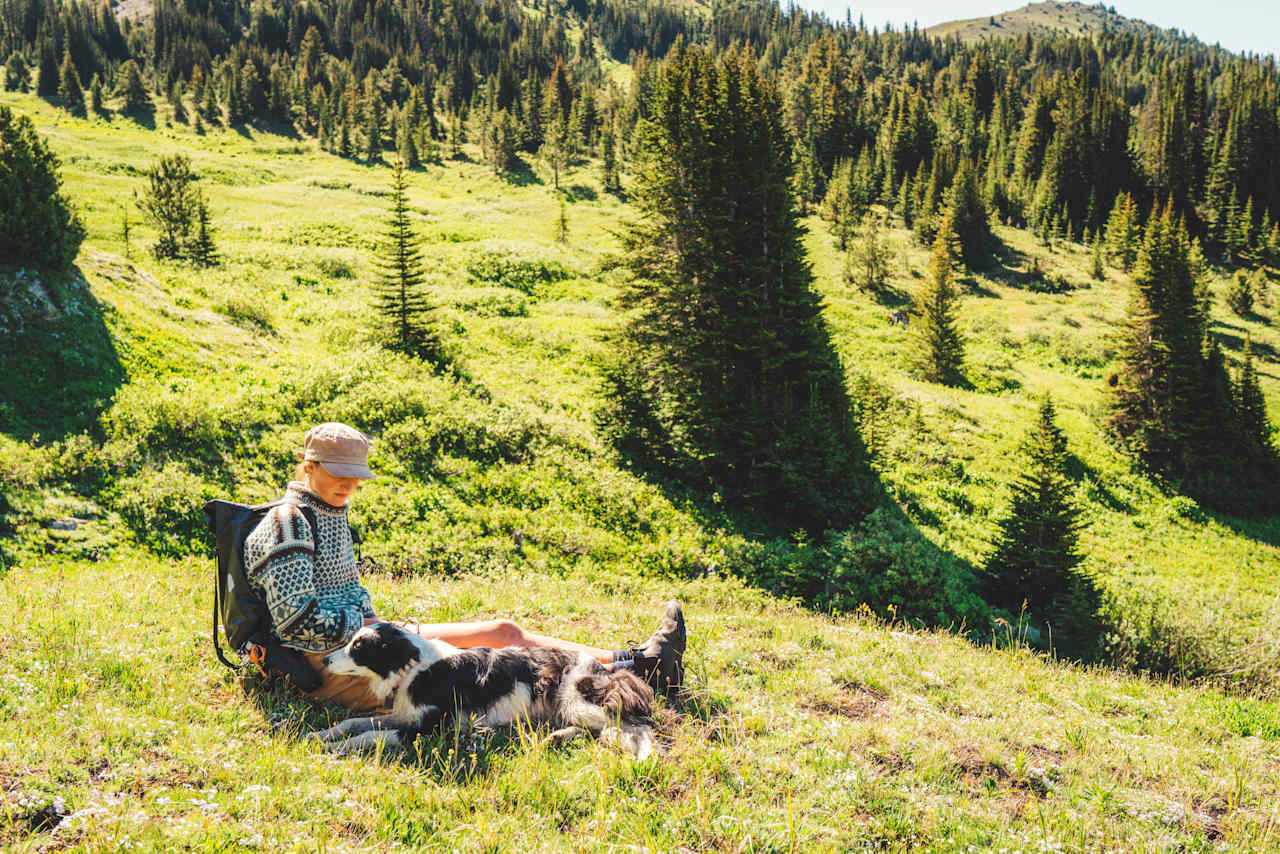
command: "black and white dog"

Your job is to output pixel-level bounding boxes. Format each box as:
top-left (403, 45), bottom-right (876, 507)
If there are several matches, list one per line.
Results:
top-left (313, 622), bottom-right (657, 758)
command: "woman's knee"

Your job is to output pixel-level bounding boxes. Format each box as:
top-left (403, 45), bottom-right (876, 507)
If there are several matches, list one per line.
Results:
top-left (488, 619), bottom-right (529, 647)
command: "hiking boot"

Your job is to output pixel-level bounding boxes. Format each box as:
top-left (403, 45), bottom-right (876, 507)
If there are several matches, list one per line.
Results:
top-left (631, 600), bottom-right (686, 694)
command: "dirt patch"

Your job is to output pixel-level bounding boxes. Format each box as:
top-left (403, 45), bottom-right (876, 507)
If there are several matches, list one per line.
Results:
top-left (805, 681), bottom-right (889, 720)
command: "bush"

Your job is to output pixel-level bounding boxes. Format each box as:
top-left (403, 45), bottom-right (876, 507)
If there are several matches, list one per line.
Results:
top-left (0, 105), bottom-right (85, 269)
top-left (729, 507), bottom-right (987, 628)
top-left (214, 296), bottom-right (274, 331)
top-left (111, 463), bottom-right (219, 556)
top-left (467, 248), bottom-right (572, 294)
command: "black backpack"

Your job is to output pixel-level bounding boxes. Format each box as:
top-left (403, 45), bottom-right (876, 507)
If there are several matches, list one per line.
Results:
top-left (203, 498), bottom-right (323, 691)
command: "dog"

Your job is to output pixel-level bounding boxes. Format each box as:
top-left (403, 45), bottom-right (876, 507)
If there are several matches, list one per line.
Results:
top-left (312, 622), bottom-right (657, 759)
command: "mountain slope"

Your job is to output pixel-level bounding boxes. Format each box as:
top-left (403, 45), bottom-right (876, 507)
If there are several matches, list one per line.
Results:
top-left (926, 1), bottom-right (1180, 45)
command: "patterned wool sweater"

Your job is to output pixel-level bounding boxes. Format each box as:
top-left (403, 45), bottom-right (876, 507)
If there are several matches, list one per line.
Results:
top-left (243, 482), bottom-right (375, 652)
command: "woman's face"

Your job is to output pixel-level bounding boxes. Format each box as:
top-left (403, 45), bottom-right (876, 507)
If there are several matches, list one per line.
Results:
top-left (306, 462), bottom-right (361, 507)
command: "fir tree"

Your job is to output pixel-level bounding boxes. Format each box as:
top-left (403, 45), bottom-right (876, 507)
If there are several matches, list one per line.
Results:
top-left (601, 45), bottom-right (868, 533)
top-left (373, 161), bottom-right (439, 359)
top-left (913, 213), bottom-right (965, 385)
top-left (89, 73), bottom-right (104, 113)
top-left (1226, 270), bottom-right (1253, 316)
top-left (0, 105), bottom-right (85, 269)
top-left (3, 53), bottom-right (30, 93)
top-left (1104, 192), bottom-right (1140, 271)
top-left (185, 196), bottom-right (218, 267)
top-left (140, 154), bottom-right (198, 259)
top-left (115, 60), bottom-right (149, 113)
top-left (944, 158), bottom-right (991, 269)
top-left (57, 50), bottom-right (84, 113)
top-left (36, 38), bottom-right (57, 97)
top-left (169, 80), bottom-right (186, 124)
top-left (600, 122), bottom-right (619, 193)
top-left (984, 397), bottom-right (1100, 657)
top-left (1090, 229), bottom-right (1106, 280)
top-left (847, 209), bottom-right (891, 291)
top-left (396, 113), bottom-right (419, 169)
top-left (1234, 335), bottom-right (1273, 454)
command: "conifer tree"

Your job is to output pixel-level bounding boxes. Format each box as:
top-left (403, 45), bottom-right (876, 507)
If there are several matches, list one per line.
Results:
top-left (847, 209), bottom-right (890, 291)
top-left (1234, 335), bottom-right (1273, 454)
top-left (1090, 229), bottom-right (1106, 280)
top-left (396, 113), bottom-right (419, 169)
top-left (3, 53), bottom-right (30, 92)
top-left (373, 161), bottom-right (439, 359)
top-left (115, 60), bottom-right (149, 113)
top-left (1104, 192), bottom-right (1140, 271)
top-left (944, 158), bottom-right (991, 269)
top-left (185, 196), bottom-right (218, 267)
top-left (58, 50), bottom-right (84, 113)
top-left (1226, 270), bottom-right (1253, 316)
top-left (169, 80), bottom-right (186, 124)
top-left (601, 45), bottom-right (867, 533)
top-left (0, 105), bottom-right (85, 269)
top-left (984, 397), bottom-right (1100, 657)
top-left (89, 73), bottom-right (104, 113)
top-left (600, 121), bottom-right (619, 193)
top-left (140, 154), bottom-right (198, 259)
top-left (914, 214), bottom-right (965, 385)
top-left (36, 38), bottom-right (57, 97)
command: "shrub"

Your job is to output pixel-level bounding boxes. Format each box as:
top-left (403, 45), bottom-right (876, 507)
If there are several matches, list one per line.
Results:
top-left (111, 463), bottom-right (220, 556)
top-left (0, 105), bottom-right (85, 269)
top-left (214, 296), bottom-right (274, 332)
top-left (467, 248), bottom-right (572, 294)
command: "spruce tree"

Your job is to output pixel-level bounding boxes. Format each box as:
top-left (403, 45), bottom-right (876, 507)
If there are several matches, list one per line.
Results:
top-left (1090, 229), bottom-right (1106, 280)
top-left (1104, 192), bottom-right (1140, 271)
top-left (0, 105), bottom-right (85, 269)
top-left (140, 154), bottom-right (198, 259)
top-left (601, 45), bottom-right (868, 533)
top-left (185, 196), bottom-right (218, 267)
top-left (89, 73), bottom-right (104, 113)
top-left (984, 397), bottom-right (1100, 657)
top-left (945, 158), bottom-right (991, 269)
top-left (57, 50), bottom-right (84, 113)
top-left (847, 209), bottom-right (890, 291)
top-left (373, 161), bottom-right (439, 359)
top-left (600, 122), bottom-right (619, 193)
top-left (913, 214), bottom-right (965, 385)
top-left (115, 60), bottom-right (149, 113)
top-left (3, 53), bottom-right (30, 92)
top-left (36, 38), bottom-right (57, 97)
top-left (1226, 270), bottom-right (1253, 316)
top-left (1234, 336), bottom-right (1273, 455)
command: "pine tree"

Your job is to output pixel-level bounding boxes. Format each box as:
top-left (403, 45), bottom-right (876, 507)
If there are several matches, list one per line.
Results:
top-left (373, 161), bottom-right (439, 359)
top-left (57, 50), bottom-right (84, 114)
top-left (914, 214), bottom-right (965, 385)
top-left (1226, 270), bottom-right (1253, 316)
top-left (847, 209), bottom-right (891, 291)
top-left (3, 53), bottom-right (31, 93)
top-left (984, 397), bottom-right (1100, 657)
top-left (601, 45), bottom-right (868, 533)
top-left (600, 122), bottom-right (619, 193)
top-left (185, 196), bottom-right (218, 267)
top-left (0, 105), bottom-right (86, 269)
top-left (1104, 192), bottom-right (1140, 271)
top-left (115, 60), bottom-right (149, 113)
top-left (89, 73), bottom-right (104, 113)
top-left (140, 154), bottom-right (198, 259)
top-left (36, 38), bottom-right (57, 97)
top-left (1234, 336), bottom-right (1273, 454)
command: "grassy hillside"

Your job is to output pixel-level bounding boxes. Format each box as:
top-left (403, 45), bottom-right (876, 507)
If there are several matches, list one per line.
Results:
top-left (925, 1), bottom-right (1174, 44)
top-left (2, 92), bottom-right (1280, 849)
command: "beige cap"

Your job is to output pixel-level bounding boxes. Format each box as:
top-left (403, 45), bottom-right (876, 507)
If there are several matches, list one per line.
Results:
top-left (302, 422), bottom-right (375, 479)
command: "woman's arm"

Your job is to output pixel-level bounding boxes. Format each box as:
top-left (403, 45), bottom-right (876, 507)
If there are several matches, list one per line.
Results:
top-left (245, 505), bottom-right (363, 651)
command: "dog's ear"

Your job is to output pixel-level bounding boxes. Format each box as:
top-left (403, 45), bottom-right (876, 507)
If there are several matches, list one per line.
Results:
top-left (578, 671), bottom-right (653, 718)
top-left (575, 674), bottom-right (607, 704)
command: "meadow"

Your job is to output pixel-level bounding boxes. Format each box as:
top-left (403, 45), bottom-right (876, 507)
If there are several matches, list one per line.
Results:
top-left (1, 90), bottom-right (1279, 850)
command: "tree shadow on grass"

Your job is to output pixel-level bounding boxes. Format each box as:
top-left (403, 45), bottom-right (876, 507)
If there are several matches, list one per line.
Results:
top-left (0, 265), bottom-right (124, 442)
top-left (1063, 452), bottom-right (1136, 514)
top-left (498, 156), bottom-right (543, 187)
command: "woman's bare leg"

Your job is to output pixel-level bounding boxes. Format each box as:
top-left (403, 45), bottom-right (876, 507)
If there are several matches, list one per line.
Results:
top-left (396, 618), bottom-right (615, 665)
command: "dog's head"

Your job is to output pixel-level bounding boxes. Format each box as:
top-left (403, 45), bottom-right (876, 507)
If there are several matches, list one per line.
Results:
top-left (575, 668), bottom-right (654, 721)
top-left (323, 622), bottom-right (421, 689)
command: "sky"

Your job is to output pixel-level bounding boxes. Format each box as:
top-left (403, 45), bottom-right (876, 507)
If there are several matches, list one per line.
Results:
top-left (793, 0), bottom-right (1280, 59)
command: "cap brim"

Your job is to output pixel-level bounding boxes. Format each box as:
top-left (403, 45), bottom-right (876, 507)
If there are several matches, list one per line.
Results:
top-left (317, 462), bottom-right (376, 479)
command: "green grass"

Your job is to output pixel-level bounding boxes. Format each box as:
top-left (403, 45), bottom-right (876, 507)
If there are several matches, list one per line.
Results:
top-left (2, 91), bottom-right (1280, 849)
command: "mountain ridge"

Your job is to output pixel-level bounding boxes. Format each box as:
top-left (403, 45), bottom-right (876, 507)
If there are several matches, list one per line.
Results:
top-left (925, 1), bottom-right (1190, 46)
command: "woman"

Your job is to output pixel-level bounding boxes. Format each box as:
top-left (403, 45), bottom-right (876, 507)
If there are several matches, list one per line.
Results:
top-left (244, 422), bottom-right (686, 712)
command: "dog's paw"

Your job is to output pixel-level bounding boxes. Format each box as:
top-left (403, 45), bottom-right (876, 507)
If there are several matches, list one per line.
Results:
top-left (545, 726), bottom-right (585, 748)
